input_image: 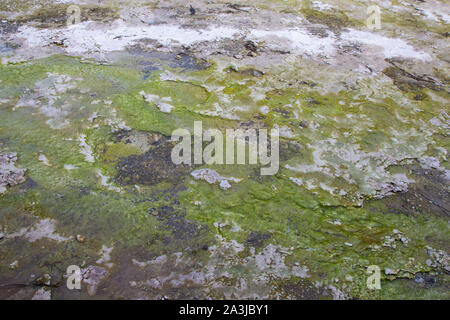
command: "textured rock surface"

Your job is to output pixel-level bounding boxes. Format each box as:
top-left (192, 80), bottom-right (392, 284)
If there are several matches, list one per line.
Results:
top-left (0, 153), bottom-right (26, 193)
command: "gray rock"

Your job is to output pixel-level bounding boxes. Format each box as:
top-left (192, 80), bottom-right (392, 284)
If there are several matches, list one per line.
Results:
top-left (0, 153), bottom-right (26, 193)
top-left (191, 168), bottom-right (241, 190)
top-left (82, 265), bottom-right (107, 296)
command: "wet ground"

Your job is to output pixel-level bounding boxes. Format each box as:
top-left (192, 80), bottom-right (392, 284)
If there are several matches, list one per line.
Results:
top-left (0, 0), bottom-right (449, 299)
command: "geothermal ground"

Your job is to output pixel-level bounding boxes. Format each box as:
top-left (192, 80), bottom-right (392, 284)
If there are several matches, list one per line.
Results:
top-left (0, 0), bottom-right (449, 299)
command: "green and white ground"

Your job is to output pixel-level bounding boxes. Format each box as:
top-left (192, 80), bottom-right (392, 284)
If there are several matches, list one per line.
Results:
top-left (0, 0), bottom-right (448, 299)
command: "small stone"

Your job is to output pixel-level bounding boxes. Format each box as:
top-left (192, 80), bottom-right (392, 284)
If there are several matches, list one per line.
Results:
top-left (244, 41), bottom-right (258, 52)
top-left (191, 168), bottom-right (241, 188)
top-left (243, 69), bottom-right (264, 77)
top-left (152, 210), bottom-right (159, 216)
top-left (219, 180), bottom-right (231, 190)
top-left (248, 51), bottom-right (257, 57)
top-left (233, 54), bottom-right (243, 59)
top-left (82, 265), bottom-right (107, 296)
top-left (76, 234), bottom-right (85, 243)
top-left (9, 260), bottom-right (19, 269)
top-left (300, 120), bottom-right (308, 128)
top-left (35, 273), bottom-right (51, 286)
top-left (227, 65), bottom-right (239, 73)
top-left (384, 268), bottom-right (396, 275)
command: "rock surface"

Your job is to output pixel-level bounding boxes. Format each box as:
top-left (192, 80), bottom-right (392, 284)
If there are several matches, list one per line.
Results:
top-left (0, 153), bottom-right (26, 193)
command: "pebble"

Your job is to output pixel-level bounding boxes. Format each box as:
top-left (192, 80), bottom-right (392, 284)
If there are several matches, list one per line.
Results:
top-left (384, 268), bottom-right (397, 275)
top-left (219, 180), bottom-right (231, 190)
top-left (35, 273), bottom-right (51, 286)
top-left (228, 65), bottom-right (239, 72)
top-left (76, 234), bottom-right (85, 243)
top-left (9, 260), bottom-right (19, 269)
top-left (414, 275), bottom-right (424, 283)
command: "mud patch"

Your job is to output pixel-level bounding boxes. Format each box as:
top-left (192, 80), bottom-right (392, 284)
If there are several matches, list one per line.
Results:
top-left (276, 278), bottom-right (327, 300)
top-left (115, 136), bottom-right (192, 186)
top-left (208, 38), bottom-right (262, 59)
top-left (126, 45), bottom-right (212, 76)
top-left (369, 165), bottom-right (450, 218)
top-left (246, 232), bottom-right (271, 248)
top-left (383, 60), bottom-right (445, 92)
top-left (112, 129), bottom-right (162, 154)
top-left (156, 205), bottom-right (211, 245)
